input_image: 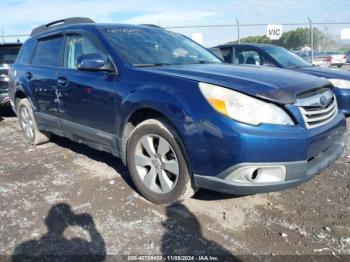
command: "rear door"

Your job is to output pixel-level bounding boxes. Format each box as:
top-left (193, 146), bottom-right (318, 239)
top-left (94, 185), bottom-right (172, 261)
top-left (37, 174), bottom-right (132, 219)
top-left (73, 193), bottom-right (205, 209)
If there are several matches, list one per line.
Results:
top-left (29, 35), bottom-right (64, 127)
top-left (57, 30), bottom-right (118, 141)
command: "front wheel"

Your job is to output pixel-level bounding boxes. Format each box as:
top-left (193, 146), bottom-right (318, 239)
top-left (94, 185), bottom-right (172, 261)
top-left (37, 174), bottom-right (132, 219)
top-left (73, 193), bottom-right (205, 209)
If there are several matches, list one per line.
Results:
top-left (126, 118), bottom-right (196, 205)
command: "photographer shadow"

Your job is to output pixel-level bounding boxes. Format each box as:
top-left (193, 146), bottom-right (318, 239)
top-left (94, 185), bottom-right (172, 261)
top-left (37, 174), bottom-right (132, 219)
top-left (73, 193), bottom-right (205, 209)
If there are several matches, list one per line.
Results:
top-left (161, 204), bottom-right (240, 261)
top-left (12, 203), bottom-right (106, 262)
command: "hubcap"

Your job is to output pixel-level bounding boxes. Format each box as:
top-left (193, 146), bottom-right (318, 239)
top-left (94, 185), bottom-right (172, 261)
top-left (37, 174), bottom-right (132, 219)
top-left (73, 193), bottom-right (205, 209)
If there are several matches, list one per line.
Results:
top-left (134, 134), bottom-right (179, 194)
top-left (20, 106), bottom-right (34, 140)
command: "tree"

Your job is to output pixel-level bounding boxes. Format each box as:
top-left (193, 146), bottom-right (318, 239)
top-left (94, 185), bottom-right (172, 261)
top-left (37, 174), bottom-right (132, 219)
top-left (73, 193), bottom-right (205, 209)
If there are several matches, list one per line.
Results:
top-left (227, 27), bottom-right (333, 51)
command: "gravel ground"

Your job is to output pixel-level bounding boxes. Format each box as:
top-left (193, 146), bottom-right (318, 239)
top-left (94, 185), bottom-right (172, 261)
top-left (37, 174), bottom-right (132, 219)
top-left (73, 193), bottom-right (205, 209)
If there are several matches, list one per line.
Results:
top-left (0, 107), bottom-right (349, 261)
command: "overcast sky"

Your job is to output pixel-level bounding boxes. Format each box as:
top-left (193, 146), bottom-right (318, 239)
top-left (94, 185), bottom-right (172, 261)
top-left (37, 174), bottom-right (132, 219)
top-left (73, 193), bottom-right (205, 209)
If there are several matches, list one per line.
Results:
top-left (1, 0), bottom-right (350, 46)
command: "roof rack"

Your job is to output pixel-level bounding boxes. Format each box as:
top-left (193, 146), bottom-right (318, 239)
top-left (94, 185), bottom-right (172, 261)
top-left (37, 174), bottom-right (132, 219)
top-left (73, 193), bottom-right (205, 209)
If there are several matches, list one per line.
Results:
top-left (141, 24), bottom-right (163, 29)
top-left (31, 17), bottom-right (95, 36)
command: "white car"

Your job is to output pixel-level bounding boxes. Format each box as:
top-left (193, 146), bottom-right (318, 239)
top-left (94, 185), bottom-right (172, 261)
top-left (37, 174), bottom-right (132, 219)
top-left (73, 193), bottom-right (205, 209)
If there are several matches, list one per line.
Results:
top-left (326, 52), bottom-right (347, 68)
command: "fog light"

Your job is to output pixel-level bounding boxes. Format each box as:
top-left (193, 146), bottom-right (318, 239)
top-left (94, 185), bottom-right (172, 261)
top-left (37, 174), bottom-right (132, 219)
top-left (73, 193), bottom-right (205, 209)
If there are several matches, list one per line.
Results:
top-left (227, 165), bottom-right (286, 183)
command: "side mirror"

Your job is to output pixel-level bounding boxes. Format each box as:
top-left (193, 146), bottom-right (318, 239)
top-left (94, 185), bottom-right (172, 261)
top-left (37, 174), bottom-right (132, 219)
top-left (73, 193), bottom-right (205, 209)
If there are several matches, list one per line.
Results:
top-left (77, 53), bottom-right (114, 72)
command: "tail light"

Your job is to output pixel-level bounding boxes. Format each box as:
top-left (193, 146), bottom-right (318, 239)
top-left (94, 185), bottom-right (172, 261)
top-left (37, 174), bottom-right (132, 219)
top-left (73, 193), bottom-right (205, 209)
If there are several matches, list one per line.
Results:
top-left (323, 56), bottom-right (332, 63)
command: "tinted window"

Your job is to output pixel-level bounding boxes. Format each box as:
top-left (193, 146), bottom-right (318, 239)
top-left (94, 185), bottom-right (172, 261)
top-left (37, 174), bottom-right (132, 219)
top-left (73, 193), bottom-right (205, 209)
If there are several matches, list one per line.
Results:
top-left (32, 36), bottom-right (63, 67)
top-left (0, 46), bottom-right (21, 64)
top-left (63, 33), bottom-right (108, 69)
top-left (17, 40), bottom-right (34, 64)
top-left (235, 50), bottom-right (261, 65)
top-left (219, 48), bottom-right (232, 63)
top-left (234, 48), bottom-right (275, 67)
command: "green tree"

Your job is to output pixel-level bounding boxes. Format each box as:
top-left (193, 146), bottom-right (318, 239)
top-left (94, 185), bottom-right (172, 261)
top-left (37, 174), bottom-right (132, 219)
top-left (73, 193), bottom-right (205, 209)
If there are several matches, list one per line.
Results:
top-left (226, 27), bottom-right (332, 51)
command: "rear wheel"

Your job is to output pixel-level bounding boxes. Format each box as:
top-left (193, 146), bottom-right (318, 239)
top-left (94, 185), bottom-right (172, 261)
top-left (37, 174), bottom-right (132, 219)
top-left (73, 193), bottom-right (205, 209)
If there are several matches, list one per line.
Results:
top-left (126, 118), bottom-right (196, 205)
top-left (17, 98), bottom-right (51, 145)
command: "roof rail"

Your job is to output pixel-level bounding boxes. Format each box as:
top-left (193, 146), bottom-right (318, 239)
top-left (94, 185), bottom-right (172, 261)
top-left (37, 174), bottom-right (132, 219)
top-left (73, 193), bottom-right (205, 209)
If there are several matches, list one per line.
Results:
top-left (31, 17), bottom-right (95, 36)
top-left (141, 24), bottom-right (163, 29)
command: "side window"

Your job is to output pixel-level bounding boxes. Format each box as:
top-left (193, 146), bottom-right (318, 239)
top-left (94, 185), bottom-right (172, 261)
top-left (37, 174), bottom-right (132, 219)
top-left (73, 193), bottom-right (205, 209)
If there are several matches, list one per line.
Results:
top-left (63, 33), bottom-right (109, 69)
top-left (17, 40), bottom-right (35, 64)
top-left (32, 36), bottom-right (63, 67)
top-left (219, 48), bottom-right (232, 63)
top-left (235, 49), bottom-right (261, 65)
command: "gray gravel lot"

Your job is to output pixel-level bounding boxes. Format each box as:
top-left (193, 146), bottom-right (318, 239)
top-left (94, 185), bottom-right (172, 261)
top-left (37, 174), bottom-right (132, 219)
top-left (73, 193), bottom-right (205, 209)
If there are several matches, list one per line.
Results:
top-left (0, 107), bottom-right (349, 260)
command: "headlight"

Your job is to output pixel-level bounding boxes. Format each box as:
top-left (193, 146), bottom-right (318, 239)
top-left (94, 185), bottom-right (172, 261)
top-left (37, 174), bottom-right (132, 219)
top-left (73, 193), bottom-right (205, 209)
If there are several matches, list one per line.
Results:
top-left (329, 79), bottom-right (350, 89)
top-left (199, 82), bottom-right (294, 126)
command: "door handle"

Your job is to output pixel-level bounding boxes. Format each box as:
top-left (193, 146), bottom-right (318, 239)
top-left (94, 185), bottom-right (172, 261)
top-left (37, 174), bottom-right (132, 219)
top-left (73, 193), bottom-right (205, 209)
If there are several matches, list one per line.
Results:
top-left (57, 77), bottom-right (69, 87)
top-left (25, 72), bottom-right (32, 80)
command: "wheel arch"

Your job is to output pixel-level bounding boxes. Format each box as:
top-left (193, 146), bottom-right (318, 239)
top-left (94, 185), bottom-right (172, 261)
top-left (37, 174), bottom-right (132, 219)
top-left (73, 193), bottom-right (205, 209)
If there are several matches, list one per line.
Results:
top-left (120, 107), bottom-right (180, 165)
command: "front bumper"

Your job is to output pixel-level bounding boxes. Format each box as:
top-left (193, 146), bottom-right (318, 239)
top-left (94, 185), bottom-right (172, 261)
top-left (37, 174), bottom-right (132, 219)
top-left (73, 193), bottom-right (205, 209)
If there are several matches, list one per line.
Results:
top-left (334, 88), bottom-right (350, 116)
top-left (181, 104), bottom-right (347, 195)
top-left (194, 131), bottom-right (347, 195)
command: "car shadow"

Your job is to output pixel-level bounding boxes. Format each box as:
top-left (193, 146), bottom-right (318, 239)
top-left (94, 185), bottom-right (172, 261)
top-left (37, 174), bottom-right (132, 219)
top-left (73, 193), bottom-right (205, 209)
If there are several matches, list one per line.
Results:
top-left (12, 203), bottom-right (106, 262)
top-left (161, 203), bottom-right (240, 260)
top-left (193, 189), bottom-right (244, 201)
top-left (50, 135), bottom-right (244, 202)
top-left (50, 135), bottom-right (136, 191)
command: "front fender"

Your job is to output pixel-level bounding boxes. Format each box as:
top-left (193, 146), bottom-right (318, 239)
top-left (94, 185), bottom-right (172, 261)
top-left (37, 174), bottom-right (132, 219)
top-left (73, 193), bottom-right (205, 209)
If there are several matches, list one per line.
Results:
top-left (119, 82), bottom-right (205, 136)
top-left (117, 82), bottom-right (209, 165)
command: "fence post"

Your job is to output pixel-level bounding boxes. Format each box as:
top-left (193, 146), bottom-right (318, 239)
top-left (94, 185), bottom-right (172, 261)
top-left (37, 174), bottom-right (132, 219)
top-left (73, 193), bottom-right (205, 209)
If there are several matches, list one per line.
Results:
top-left (307, 17), bottom-right (313, 63)
top-left (236, 18), bottom-right (240, 44)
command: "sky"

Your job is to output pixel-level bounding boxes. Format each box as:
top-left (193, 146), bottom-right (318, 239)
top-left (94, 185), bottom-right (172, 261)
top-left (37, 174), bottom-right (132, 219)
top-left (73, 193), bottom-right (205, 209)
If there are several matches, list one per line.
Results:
top-left (1, 0), bottom-right (350, 46)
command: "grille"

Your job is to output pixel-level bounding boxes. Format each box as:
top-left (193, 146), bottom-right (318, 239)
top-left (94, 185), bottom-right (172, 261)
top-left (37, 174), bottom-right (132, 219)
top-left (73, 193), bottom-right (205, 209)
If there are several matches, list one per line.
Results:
top-left (0, 81), bottom-right (8, 92)
top-left (296, 89), bottom-right (337, 129)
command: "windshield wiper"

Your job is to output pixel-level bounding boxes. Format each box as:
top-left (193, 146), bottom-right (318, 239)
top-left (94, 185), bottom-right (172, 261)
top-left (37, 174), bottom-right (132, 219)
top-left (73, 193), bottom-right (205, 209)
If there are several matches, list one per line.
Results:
top-left (133, 63), bottom-right (172, 67)
top-left (195, 60), bottom-right (221, 64)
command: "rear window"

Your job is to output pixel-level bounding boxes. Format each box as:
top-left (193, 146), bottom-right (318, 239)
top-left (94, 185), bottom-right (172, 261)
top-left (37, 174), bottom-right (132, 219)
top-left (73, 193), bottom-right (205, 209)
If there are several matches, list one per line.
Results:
top-left (17, 40), bottom-right (35, 64)
top-left (32, 36), bottom-right (63, 67)
top-left (0, 45), bottom-right (21, 64)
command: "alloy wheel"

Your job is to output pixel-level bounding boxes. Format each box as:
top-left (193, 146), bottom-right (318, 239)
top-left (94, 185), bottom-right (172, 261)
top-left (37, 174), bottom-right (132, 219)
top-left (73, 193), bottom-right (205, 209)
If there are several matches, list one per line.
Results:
top-left (134, 134), bottom-right (179, 194)
top-left (19, 106), bottom-right (34, 141)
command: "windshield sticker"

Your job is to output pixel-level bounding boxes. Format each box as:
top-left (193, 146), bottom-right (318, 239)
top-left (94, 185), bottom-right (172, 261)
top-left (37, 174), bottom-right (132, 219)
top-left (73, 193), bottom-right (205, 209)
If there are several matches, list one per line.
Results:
top-left (105, 28), bottom-right (141, 33)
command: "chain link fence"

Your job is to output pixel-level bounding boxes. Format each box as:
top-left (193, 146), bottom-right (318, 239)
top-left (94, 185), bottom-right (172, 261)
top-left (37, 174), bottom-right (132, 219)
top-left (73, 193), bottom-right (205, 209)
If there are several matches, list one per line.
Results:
top-left (1, 18), bottom-right (350, 63)
top-left (166, 19), bottom-right (350, 64)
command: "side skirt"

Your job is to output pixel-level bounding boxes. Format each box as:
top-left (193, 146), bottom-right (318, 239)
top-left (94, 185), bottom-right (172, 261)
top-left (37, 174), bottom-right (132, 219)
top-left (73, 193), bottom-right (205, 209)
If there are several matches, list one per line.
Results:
top-left (35, 112), bottom-right (122, 158)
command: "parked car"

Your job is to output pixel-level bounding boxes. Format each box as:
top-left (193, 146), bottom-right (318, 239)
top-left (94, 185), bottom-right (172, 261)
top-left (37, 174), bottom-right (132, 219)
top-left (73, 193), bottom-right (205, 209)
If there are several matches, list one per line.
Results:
top-left (9, 18), bottom-right (347, 205)
top-left (325, 51), bottom-right (347, 68)
top-left (213, 43), bottom-right (350, 115)
top-left (293, 50), bottom-right (332, 67)
top-left (345, 51), bottom-right (350, 64)
top-left (0, 43), bottom-right (21, 106)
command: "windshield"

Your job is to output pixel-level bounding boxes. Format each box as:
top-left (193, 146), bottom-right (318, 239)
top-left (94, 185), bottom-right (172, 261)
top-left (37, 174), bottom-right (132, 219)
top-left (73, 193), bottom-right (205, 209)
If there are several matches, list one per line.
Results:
top-left (0, 47), bottom-right (21, 64)
top-left (102, 27), bottom-right (222, 66)
top-left (262, 46), bottom-right (312, 68)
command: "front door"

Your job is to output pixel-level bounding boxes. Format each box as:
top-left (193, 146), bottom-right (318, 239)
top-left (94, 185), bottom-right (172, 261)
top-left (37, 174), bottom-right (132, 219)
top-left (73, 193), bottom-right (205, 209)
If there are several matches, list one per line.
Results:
top-left (57, 31), bottom-right (118, 140)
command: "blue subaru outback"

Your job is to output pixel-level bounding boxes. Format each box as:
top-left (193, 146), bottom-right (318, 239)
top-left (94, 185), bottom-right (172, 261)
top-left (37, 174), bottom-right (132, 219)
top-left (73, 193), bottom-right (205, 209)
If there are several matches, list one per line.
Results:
top-left (9, 18), bottom-right (347, 205)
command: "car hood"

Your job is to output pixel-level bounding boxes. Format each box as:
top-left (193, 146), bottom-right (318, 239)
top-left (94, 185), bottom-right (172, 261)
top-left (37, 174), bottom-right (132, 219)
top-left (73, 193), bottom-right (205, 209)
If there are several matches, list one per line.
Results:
top-left (294, 66), bottom-right (350, 80)
top-left (140, 64), bottom-right (330, 104)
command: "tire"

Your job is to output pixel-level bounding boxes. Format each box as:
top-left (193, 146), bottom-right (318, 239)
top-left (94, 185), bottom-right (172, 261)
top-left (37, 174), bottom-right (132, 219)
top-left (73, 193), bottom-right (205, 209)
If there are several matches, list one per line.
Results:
top-left (17, 98), bottom-right (51, 145)
top-left (337, 65), bottom-right (342, 68)
top-left (126, 118), bottom-right (196, 205)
